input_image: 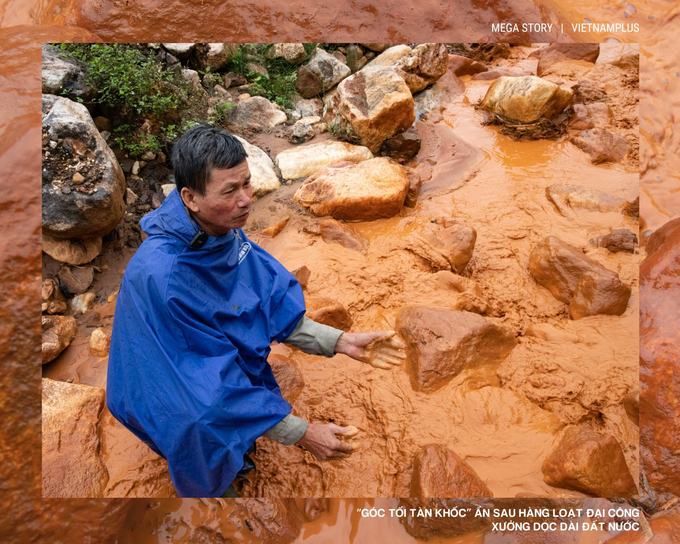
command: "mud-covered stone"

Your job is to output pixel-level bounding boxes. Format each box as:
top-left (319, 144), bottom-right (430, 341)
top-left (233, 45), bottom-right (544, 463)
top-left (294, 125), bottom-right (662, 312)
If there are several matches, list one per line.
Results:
top-left (291, 265), bottom-right (311, 289)
top-left (328, 65), bottom-right (416, 153)
top-left (228, 96), bottom-right (287, 132)
top-left (396, 307), bottom-right (516, 393)
top-left (537, 44), bottom-right (600, 76)
top-left (90, 326), bottom-right (112, 358)
top-left (233, 136), bottom-right (281, 198)
top-left (571, 128), bottom-right (629, 164)
top-left (261, 217), bottom-right (290, 237)
top-left (58, 265), bottom-right (94, 295)
top-left (302, 498), bottom-right (329, 521)
top-left (590, 229), bottom-right (637, 254)
top-left (269, 354), bottom-right (305, 404)
top-left (542, 426), bottom-right (637, 497)
top-left (405, 219), bottom-right (477, 274)
top-left (42, 378), bottom-right (108, 497)
top-left (320, 219), bottom-right (367, 252)
top-left (400, 498), bottom-right (491, 539)
top-left (296, 48), bottom-right (351, 98)
top-left (546, 184), bottom-right (632, 217)
top-left (42, 45), bottom-right (95, 102)
top-left (305, 297), bottom-right (353, 331)
top-left (528, 236), bottom-right (631, 319)
top-left (480, 76), bottom-right (573, 124)
top-left (42, 234), bottom-right (102, 265)
top-left (42, 315), bottom-right (77, 364)
top-left (393, 43), bottom-right (449, 93)
top-left (447, 54), bottom-right (488, 77)
top-left (640, 218), bottom-right (680, 496)
top-left (411, 444), bottom-right (493, 498)
top-left (42, 96), bottom-right (125, 239)
top-left (275, 141), bottom-right (372, 180)
top-left (294, 158), bottom-right (409, 221)
top-left (379, 127), bottom-right (421, 161)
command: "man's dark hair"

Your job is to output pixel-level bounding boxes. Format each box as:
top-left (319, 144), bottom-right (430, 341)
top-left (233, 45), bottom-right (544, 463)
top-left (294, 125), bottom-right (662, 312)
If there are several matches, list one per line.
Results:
top-left (171, 124), bottom-right (248, 196)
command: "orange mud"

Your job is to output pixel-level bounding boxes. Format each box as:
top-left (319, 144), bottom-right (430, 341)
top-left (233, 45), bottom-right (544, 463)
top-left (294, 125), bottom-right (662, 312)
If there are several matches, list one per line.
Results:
top-left (0, 0), bottom-right (678, 542)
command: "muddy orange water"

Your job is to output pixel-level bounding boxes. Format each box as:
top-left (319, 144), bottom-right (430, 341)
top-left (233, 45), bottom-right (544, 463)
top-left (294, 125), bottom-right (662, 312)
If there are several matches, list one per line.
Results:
top-left (0, 0), bottom-right (678, 542)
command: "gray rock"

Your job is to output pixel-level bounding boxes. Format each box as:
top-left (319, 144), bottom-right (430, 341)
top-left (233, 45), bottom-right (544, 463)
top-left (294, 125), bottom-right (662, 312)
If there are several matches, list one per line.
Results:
top-left (162, 43), bottom-right (196, 58)
top-left (58, 265), bottom-right (94, 296)
top-left (41, 45), bottom-right (95, 102)
top-left (227, 96), bottom-right (287, 132)
top-left (296, 48), bottom-right (351, 98)
top-left (290, 121), bottom-right (315, 144)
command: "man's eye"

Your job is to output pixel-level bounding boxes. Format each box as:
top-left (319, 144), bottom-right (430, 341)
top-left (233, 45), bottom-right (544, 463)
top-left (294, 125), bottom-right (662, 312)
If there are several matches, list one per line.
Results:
top-left (244, 180), bottom-right (250, 186)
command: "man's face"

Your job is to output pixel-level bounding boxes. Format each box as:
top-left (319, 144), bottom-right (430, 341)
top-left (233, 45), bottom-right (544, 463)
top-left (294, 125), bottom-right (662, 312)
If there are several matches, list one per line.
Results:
top-left (181, 160), bottom-right (253, 237)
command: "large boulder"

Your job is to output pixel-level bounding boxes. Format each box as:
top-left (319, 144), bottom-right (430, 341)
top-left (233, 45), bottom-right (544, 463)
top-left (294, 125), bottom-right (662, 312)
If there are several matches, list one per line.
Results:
top-left (228, 96), bottom-right (287, 132)
top-left (234, 136), bottom-right (280, 197)
top-left (42, 96), bottom-right (125, 239)
top-left (327, 65), bottom-right (415, 153)
top-left (42, 45), bottom-right (94, 102)
top-left (294, 158), bottom-right (409, 221)
top-left (542, 426), bottom-right (637, 497)
top-left (42, 315), bottom-right (77, 364)
top-left (393, 43), bottom-right (448, 93)
top-left (480, 76), bottom-right (573, 124)
top-left (42, 379), bottom-right (108, 497)
top-left (640, 218), bottom-right (680, 496)
top-left (42, 234), bottom-right (102, 265)
top-left (396, 307), bottom-right (516, 393)
top-left (296, 48), bottom-right (351, 98)
top-left (275, 141), bottom-right (372, 180)
top-left (570, 128), bottom-right (629, 164)
top-left (195, 43), bottom-right (240, 71)
top-left (528, 236), bottom-right (631, 319)
top-left (411, 444), bottom-right (493, 498)
top-left (537, 43), bottom-right (600, 76)
top-left (266, 43), bottom-right (307, 64)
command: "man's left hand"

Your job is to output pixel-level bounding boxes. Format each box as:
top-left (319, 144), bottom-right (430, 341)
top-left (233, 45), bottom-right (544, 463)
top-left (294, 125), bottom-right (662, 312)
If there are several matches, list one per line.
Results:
top-left (334, 331), bottom-right (406, 370)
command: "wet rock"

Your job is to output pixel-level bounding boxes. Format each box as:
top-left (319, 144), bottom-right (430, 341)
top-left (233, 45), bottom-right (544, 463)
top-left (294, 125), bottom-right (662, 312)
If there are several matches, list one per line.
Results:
top-left (46, 300), bottom-right (68, 315)
top-left (480, 76), bottom-right (573, 124)
top-left (266, 43), bottom-right (307, 64)
top-left (296, 48), bottom-right (351, 98)
top-left (269, 354), bottom-right (305, 404)
top-left (640, 218), bottom-right (680, 496)
top-left (42, 96), bottom-right (126, 239)
top-left (233, 136), bottom-right (280, 198)
top-left (604, 511), bottom-right (680, 543)
top-left (306, 297), bottom-right (353, 331)
top-left (90, 327), bottom-right (112, 358)
top-left (327, 66), bottom-right (415, 153)
top-left (589, 229), bottom-right (637, 254)
top-left (294, 158), bottom-right (409, 221)
top-left (570, 128), bottom-right (629, 164)
top-left (42, 278), bottom-right (63, 302)
top-left (411, 444), bottom-right (493, 498)
top-left (42, 378), bottom-right (108, 497)
top-left (393, 43), bottom-right (448, 93)
top-left (162, 42), bottom-right (196, 58)
top-left (196, 43), bottom-right (240, 71)
top-left (42, 45), bottom-right (94, 102)
top-left (291, 266), bottom-right (311, 289)
top-left (379, 127), bottom-right (421, 161)
top-left (42, 315), bottom-right (77, 364)
top-left (447, 54), bottom-right (488, 77)
top-left (396, 307), bottom-right (516, 393)
top-left (542, 426), bottom-right (637, 497)
top-left (71, 292), bottom-right (96, 315)
top-left (404, 169), bottom-right (424, 208)
top-left (596, 43), bottom-right (639, 72)
top-left (261, 217), bottom-right (290, 237)
top-left (525, 323), bottom-right (580, 344)
top-left (408, 219), bottom-right (477, 274)
top-left (366, 44), bottom-right (413, 68)
top-left (546, 184), bottom-right (633, 217)
top-left (58, 265), bottom-right (94, 295)
top-left (529, 236), bottom-right (631, 319)
top-left (228, 96), bottom-right (287, 132)
top-left (302, 498), bottom-right (329, 521)
top-left (537, 44), bottom-right (600, 76)
top-left (400, 498), bottom-right (490, 539)
top-left (289, 120), bottom-right (315, 144)
top-left (320, 219), bottom-right (367, 252)
top-left (275, 141), bottom-right (372, 180)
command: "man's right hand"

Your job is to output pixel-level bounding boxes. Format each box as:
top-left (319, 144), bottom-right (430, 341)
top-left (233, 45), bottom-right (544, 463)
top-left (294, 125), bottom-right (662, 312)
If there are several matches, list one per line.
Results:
top-left (296, 423), bottom-right (355, 461)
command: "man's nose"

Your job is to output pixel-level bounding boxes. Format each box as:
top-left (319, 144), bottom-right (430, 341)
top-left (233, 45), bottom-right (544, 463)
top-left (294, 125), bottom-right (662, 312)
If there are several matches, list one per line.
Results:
top-left (238, 188), bottom-right (252, 207)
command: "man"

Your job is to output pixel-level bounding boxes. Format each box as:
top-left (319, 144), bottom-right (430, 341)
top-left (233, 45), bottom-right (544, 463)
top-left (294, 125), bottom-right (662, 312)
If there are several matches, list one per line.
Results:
top-left (107, 125), bottom-right (404, 497)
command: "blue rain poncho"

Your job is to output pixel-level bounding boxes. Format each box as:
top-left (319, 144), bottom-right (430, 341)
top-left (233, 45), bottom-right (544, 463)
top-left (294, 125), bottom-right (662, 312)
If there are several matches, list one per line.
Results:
top-left (106, 189), bottom-right (305, 497)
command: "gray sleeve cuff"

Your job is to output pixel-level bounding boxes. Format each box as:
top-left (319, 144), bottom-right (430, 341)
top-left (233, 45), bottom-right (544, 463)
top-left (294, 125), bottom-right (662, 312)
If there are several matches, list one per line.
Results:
top-left (283, 316), bottom-right (344, 357)
top-left (262, 414), bottom-right (308, 446)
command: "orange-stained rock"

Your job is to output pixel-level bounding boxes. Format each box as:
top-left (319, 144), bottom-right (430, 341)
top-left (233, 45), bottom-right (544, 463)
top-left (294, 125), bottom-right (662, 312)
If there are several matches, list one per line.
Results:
top-left (396, 307), bottom-right (516, 393)
top-left (302, 498), bottom-right (330, 521)
top-left (305, 297), bottom-right (353, 331)
top-left (269, 354), bottom-right (305, 404)
top-left (42, 315), bottom-right (77, 364)
top-left (262, 216), bottom-right (290, 237)
top-left (405, 219), bottom-right (477, 273)
top-left (90, 326), bottom-right (112, 358)
top-left (294, 158), bottom-right (409, 221)
top-left (537, 43), bottom-right (600, 76)
top-left (590, 229), bottom-right (637, 254)
top-left (393, 43), bottom-right (448, 93)
top-left (399, 498), bottom-right (491, 539)
top-left (291, 265), bottom-right (311, 289)
top-left (42, 378), bottom-right (109, 497)
top-left (528, 236), bottom-right (631, 319)
top-left (571, 128), bottom-right (629, 164)
top-left (448, 54), bottom-right (488, 77)
top-left (542, 426), bottom-right (637, 497)
top-left (411, 444), bottom-right (493, 498)
top-left (546, 184), bottom-right (632, 217)
top-left (640, 218), bottom-right (680, 496)
top-left (320, 218), bottom-right (367, 252)
top-left (604, 511), bottom-right (680, 543)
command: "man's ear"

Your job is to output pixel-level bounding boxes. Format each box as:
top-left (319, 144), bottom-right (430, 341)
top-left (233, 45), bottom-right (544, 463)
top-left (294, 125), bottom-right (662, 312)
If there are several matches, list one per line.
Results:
top-left (180, 187), bottom-right (199, 212)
